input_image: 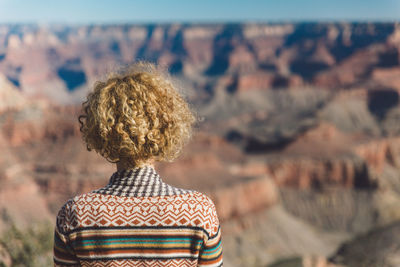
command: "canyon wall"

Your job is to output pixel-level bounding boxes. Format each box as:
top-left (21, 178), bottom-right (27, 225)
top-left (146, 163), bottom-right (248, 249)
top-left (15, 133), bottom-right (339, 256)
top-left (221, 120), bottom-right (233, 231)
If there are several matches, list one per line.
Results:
top-left (1, 23), bottom-right (400, 266)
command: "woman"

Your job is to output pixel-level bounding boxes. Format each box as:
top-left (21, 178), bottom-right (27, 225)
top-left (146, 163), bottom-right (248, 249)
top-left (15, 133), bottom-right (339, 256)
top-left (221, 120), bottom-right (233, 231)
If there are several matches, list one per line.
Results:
top-left (53, 62), bottom-right (223, 267)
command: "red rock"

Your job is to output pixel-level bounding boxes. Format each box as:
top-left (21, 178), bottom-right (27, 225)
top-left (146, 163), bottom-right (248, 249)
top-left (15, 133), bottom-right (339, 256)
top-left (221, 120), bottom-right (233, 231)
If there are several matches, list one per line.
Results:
top-left (0, 74), bottom-right (27, 111)
top-left (354, 137), bottom-right (400, 174)
top-left (207, 175), bottom-right (278, 221)
top-left (0, 174), bottom-right (52, 230)
top-left (372, 67), bottom-right (400, 91)
top-left (237, 71), bottom-right (276, 91)
top-left (228, 45), bottom-right (257, 72)
top-left (229, 123), bottom-right (388, 189)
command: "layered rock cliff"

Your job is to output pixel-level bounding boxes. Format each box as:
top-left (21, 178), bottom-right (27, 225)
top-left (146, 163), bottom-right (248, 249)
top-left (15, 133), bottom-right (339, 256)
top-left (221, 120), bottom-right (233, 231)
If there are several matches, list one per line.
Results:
top-left (1, 23), bottom-right (400, 266)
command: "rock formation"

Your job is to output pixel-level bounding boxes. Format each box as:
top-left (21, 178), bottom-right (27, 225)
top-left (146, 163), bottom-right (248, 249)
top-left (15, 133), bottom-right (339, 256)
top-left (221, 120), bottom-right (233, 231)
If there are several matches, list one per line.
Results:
top-left (1, 22), bottom-right (400, 266)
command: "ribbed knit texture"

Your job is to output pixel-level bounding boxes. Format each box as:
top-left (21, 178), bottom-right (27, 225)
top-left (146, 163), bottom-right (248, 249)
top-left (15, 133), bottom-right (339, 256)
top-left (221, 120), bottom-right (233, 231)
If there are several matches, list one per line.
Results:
top-left (53, 166), bottom-right (223, 267)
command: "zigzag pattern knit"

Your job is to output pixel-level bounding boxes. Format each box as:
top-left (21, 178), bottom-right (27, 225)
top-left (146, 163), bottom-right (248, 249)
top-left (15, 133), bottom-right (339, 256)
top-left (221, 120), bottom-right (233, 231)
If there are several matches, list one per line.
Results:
top-left (53, 166), bottom-right (223, 267)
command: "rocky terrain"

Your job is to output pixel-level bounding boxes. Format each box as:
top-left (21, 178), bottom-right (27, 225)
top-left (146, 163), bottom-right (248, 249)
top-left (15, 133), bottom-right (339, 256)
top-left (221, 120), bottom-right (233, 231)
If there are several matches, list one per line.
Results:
top-left (0, 22), bottom-right (400, 266)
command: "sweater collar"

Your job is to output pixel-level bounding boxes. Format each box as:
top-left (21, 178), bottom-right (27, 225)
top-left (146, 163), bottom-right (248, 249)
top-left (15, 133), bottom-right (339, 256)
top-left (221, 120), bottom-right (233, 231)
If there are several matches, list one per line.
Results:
top-left (93, 165), bottom-right (190, 197)
top-left (109, 165), bottom-right (159, 186)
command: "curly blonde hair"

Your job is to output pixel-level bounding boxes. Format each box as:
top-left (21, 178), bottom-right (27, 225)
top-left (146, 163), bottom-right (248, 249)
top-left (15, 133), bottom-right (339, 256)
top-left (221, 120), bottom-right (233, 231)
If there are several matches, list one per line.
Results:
top-left (78, 62), bottom-right (195, 168)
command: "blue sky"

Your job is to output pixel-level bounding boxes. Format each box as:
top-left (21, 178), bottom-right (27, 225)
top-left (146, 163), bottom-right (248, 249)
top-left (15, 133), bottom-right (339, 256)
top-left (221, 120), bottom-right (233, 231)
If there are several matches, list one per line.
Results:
top-left (0, 0), bottom-right (399, 24)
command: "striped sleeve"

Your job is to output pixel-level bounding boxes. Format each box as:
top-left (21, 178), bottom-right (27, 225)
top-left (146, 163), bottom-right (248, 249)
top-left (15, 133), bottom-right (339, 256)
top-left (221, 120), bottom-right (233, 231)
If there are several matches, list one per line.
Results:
top-left (53, 201), bottom-right (80, 267)
top-left (198, 198), bottom-right (223, 267)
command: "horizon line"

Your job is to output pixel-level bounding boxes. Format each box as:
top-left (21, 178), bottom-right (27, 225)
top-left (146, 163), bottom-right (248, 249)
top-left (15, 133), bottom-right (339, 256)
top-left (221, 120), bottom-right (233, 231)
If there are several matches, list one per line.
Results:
top-left (1, 19), bottom-right (400, 26)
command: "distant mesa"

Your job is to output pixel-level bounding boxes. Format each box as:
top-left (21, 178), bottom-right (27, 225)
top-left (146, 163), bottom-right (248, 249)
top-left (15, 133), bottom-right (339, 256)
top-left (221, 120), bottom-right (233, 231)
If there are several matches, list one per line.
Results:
top-left (0, 23), bottom-right (400, 101)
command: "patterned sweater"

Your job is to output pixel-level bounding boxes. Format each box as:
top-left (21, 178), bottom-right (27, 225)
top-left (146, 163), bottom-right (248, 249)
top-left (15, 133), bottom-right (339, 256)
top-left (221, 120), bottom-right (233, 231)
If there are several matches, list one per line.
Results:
top-left (53, 166), bottom-right (223, 267)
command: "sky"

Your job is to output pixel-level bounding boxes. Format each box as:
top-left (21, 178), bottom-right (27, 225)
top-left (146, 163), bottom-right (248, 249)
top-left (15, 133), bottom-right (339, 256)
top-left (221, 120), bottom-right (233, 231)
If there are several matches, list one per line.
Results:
top-left (0, 0), bottom-right (399, 24)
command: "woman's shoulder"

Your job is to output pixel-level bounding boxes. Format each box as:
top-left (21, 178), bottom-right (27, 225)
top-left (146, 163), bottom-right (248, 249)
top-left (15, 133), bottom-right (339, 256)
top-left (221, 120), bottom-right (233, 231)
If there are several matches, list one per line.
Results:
top-left (57, 189), bottom-right (217, 209)
top-left (176, 190), bottom-right (220, 236)
top-left (183, 190), bottom-right (217, 208)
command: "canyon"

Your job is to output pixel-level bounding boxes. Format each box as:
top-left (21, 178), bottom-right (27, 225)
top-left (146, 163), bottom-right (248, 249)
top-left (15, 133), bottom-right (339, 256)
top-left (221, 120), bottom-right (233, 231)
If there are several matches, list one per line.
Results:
top-left (0, 23), bottom-right (400, 266)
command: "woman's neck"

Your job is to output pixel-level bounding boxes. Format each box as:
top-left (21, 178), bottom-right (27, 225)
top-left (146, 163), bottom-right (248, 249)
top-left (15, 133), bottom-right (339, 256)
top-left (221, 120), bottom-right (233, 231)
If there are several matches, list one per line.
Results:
top-left (116, 161), bottom-right (154, 171)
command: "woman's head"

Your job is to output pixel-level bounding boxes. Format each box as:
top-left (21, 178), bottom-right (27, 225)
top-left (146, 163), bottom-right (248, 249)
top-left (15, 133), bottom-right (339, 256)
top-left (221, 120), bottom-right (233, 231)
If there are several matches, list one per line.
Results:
top-left (79, 62), bottom-right (195, 168)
